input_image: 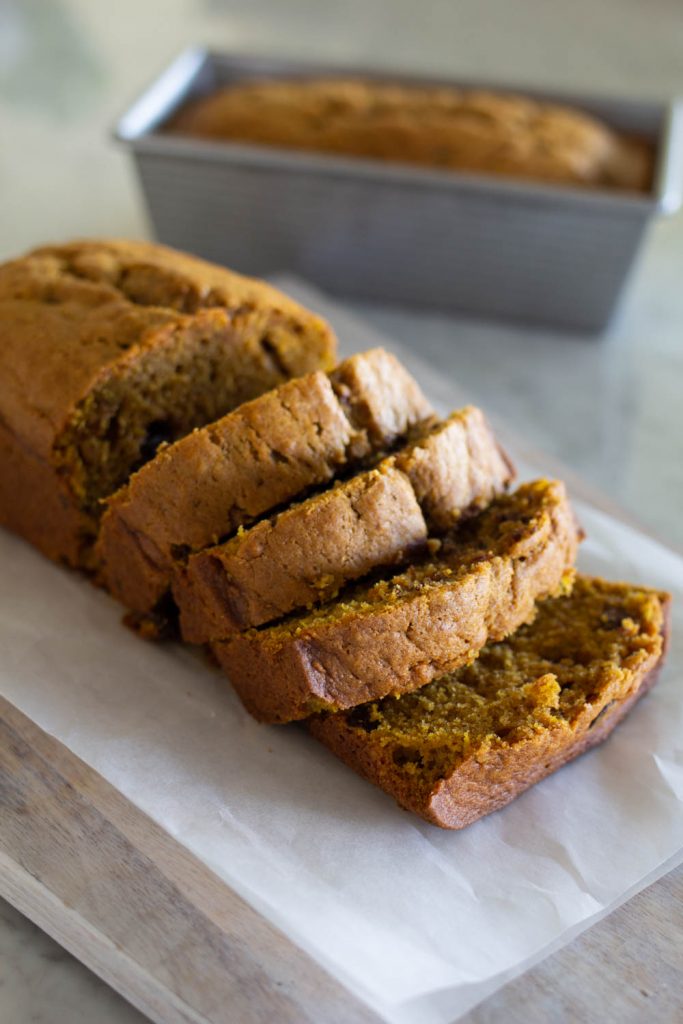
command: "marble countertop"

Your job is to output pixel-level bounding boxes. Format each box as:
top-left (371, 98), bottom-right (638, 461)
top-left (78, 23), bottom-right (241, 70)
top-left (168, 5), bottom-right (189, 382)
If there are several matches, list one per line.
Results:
top-left (1, 0), bottom-right (682, 1020)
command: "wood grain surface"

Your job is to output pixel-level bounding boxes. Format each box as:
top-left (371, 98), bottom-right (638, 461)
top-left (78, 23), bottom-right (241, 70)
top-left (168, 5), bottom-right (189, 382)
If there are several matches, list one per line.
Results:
top-left (465, 860), bottom-right (683, 1023)
top-left (0, 696), bottom-right (378, 1024)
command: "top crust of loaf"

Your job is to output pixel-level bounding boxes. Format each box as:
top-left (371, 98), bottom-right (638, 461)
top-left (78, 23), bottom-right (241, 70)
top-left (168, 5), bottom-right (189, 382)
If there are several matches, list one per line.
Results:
top-left (0, 238), bottom-right (336, 460)
top-left (170, 80), bottom-right (653, 192)
top-left (3, 238), bottom-right (331, 319)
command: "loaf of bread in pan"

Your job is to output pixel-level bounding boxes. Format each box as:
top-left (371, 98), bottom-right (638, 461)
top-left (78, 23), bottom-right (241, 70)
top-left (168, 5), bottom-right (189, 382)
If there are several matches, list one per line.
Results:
top-left (214, 479), bottom-right (581, 724)
top-left (0, 239), bottom-right (335, 568)
top-left (174, 406), bottom-right (514, 642)
top-left (309, 577), bottom-right (670, 829)
top-left (170, 79), bottom-right (653, 192)
top-left (97, 348), bottom-right (434, 616)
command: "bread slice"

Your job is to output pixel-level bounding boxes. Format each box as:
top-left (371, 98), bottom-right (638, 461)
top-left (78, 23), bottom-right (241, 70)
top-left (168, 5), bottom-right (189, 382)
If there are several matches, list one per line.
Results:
top-left (174, 464), bottom-right (426, 643)
top-left (0, 239), bottom-right (335, 568)
top-left (98, 348), bottom-right (434, 615)
top-left (309, 576), bottom-right (670, 829)
top-left (175, 406), bottom-right (514, 642)
top-left (215, 479), bottom-right (580, 723)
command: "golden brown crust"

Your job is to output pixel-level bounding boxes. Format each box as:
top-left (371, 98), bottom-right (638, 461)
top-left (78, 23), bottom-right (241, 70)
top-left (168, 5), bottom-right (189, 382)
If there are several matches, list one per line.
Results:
top-left (0, 239), bottom-right (336, 567)
top-left (98, 349), bottom-right (434, 614)
top-left (9, 238), bottom-right (330, 320)
top-left (309, 582), bottom-right (670, 829)
top-left (171, 80), bottom-right (653, 192)
top-left (173, 404), bottom-right (513, 642)
top-left (215, 480), bottom-right (580, 724)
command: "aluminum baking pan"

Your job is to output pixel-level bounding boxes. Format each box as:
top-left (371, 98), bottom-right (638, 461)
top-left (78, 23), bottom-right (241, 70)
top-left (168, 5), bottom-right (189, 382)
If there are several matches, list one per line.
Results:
top-left (115, 48), bottom-right (683, 332)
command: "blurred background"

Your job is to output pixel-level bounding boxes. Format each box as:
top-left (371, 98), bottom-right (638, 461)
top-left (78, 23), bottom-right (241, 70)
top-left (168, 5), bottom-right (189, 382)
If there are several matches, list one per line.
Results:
top-left (1, 2), bottom-right (683, 1021)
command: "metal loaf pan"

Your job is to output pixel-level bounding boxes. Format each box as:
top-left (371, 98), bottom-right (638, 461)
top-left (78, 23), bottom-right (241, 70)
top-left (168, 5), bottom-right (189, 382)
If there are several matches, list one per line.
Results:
top-left (115, 48), bottom-right (683, 332)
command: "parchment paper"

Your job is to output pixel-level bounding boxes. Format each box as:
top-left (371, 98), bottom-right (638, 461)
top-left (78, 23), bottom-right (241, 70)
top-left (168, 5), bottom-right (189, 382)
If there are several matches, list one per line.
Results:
top-left (1, 287), bottom-right (681, 1024)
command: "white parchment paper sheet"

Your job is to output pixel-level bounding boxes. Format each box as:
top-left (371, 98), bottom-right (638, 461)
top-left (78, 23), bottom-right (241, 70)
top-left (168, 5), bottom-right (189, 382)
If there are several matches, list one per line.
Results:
top-left (1, 288), bottom-right (681, 1023)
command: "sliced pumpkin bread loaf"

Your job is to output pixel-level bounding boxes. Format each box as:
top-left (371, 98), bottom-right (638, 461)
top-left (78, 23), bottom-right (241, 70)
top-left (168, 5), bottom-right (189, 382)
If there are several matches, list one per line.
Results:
top-left (175, 406), bottom-right (513, 642)
top-left (214, 479), bottom-right (580, 723)
top-left (309, 576), bottom-right (670, 828)
top-left (0, 239), bottom-right (336, 568)
top-left (98, 348), bottom-right (434, 615)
